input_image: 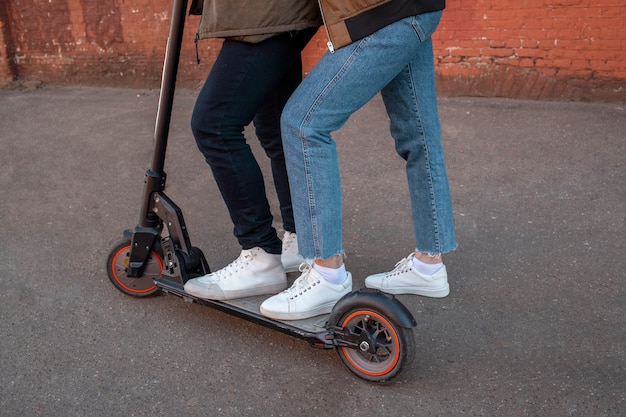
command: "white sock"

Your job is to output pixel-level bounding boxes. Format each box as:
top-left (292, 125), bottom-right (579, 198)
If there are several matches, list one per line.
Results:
top-left (412, 256), bottom-right (443, 275)
top-left (313, 263), bottom-right (347, 285)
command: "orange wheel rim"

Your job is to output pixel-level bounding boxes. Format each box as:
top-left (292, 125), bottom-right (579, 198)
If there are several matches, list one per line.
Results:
top-left (110, 245), bottom-right (161, 294)
top-left (340, 310), bottom-right (400, 377)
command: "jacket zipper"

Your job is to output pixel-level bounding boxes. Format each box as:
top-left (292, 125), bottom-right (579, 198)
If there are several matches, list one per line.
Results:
top-left (194, 32), bottom-right (201, 64)
top-left (317, 0), bottom-right (335, 53)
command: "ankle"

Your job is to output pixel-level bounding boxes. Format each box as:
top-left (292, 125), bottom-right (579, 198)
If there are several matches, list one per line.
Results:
top-left (313, 262), bottom-right (347, 285)
top-left (314, 253), bottom-right (344, 269)
top-left (413, 251), bottom-right (442, 264)
top-left (412, 253), bottom-right (443, 275)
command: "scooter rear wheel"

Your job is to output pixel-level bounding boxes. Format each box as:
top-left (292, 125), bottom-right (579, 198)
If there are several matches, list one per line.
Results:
top-left (337, 309), bottom-right (415, 383)
top-left (107, 239), bottom-right (163, 297)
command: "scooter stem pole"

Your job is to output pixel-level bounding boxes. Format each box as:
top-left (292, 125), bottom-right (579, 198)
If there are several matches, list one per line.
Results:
top-left (151, 0), bottom-right (188, 174)
top-left (138, 0), bottom-right (188, 227)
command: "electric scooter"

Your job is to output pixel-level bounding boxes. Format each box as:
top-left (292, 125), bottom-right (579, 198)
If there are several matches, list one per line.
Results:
top-left (106, 0), bottom-right (417, 383)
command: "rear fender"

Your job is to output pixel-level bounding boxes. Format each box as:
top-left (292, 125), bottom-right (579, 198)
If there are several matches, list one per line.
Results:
top-left (328, 288), bottom-right (417, 329)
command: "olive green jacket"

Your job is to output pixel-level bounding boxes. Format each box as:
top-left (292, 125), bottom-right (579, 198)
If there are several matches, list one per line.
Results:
top-left (190, 0), bottom-right (321, 43)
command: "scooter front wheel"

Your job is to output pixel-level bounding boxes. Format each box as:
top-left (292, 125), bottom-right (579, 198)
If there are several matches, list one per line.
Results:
top-left (336, 308), bottom-right (415, 383)
top-left (107, 239), bottom-right (163, 297)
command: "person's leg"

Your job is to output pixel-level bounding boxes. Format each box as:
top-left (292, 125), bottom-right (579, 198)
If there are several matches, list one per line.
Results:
top-left (191, 31), bottom-right (313, 255)
top-left (280, 23), bottom-right (430, 261)
top-left (381, 14), bottom-right (456, 256)
top-left (262, 16), bottom-right (443, 319)
top-left (186, 30), bottom-right (314, 300)
top-left (365, 11), bottom-right (456, 297)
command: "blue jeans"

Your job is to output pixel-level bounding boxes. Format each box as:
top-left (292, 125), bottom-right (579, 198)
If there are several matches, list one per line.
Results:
top-left (281, 12), bottom-right (457, 259)
top-left (191, 29), bottom-right (316, 254)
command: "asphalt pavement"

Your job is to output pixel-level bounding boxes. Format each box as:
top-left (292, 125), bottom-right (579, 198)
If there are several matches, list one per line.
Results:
top-left (0, 86), bottom-right (624, 416)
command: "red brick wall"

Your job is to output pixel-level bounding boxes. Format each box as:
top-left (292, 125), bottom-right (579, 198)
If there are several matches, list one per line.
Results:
top-left (1, 0), bottom-right (625, 101)
top-left (433, 0), bottom-right (626, 100)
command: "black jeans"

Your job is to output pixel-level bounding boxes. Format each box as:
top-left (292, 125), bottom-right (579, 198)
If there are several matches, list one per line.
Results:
top-left (191, 29), bottom-right (316, 254)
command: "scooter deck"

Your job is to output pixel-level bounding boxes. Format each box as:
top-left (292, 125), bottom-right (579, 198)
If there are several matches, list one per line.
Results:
top-left (227, 295), bottom-right (330, 332)
top-left (154, 278), bottom-right (334, 347)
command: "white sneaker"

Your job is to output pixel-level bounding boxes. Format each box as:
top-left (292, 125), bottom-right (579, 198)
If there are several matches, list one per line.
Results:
top-left (281, 231), bottom-right (307, 273)
top-left (260, 265), bottom-right (352, 320)
top-left (184, 247), bottom-right (287, 300)
top-left (365, 253), bottom-right (450, 298)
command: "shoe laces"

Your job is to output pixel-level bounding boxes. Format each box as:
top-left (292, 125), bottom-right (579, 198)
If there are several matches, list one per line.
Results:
top-left (284, 263), bottom-right (319, 299)
top-left (212, 249), bottom-right (257, 281)
top-left (387, 254), bottom-right (414, 277)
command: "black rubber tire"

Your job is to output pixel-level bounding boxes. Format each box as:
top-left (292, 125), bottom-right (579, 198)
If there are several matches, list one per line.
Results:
top-left (336, 308), bottom-right (415, 383)
top-left (106, 239), bottom-right (163, 297)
